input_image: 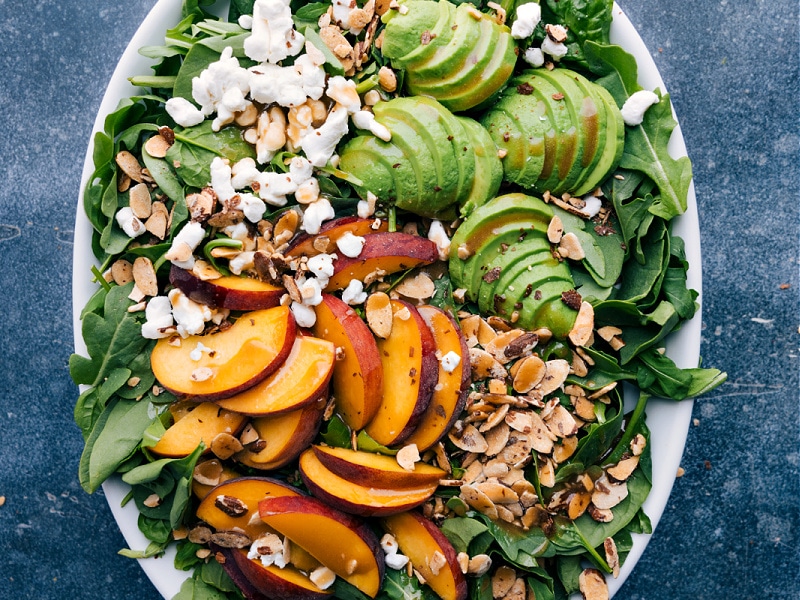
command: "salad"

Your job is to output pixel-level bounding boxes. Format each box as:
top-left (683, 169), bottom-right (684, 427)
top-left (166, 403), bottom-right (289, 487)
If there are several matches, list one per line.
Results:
top-left (71, 1), bottom-right (726, 599)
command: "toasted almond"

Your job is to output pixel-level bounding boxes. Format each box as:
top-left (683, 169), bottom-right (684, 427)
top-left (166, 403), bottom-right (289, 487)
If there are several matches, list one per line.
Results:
top-left (165, 241), bottom-right (193, 263)
top-left (187, 189), bottom-right (216, 222)
top-left (568, 301), bottom-right (594, 347)
top-left (467, 554), bottom-right (492, 577)
top-left (538, 359), bottom-right (571, 395)
top-left (129, 183), bottom-right (152, 219)
top-left (115, 150), bottom-right (143, 182)
top-left (210, 432), bottom-right (244, 460)
top-left (498, 436), bottom-right (533, 468)
top-left (469, 348), bottom-right (507, 381)
top-left (145, 201), bottom-right (169, 239)
top-left (273, 210), bottom-right (300, 247)
top-left (491, 565), bottom-right (517, 599)
top-left (193, 459), bottom-right (224, 486)
top-left (607, 455), bottom-right (640, 482)
top-left (538, 458), bottom-right (556, 488)
top-left (630, 433), bottom-right (647, 456)
top-left (144, 134), bottom-right (172, 158)
top-left (587, 382), bottom-right (618, 401)
top-left (506, 578), bottom-right (526, 600)
top-left (460, 484), bottom-right (498, 519)
top-left (572, 394), bottom-right (597, 421)
top-left (395, 272), bottom-right (435, 301)
top-left (132, 257), bottom-right (158, 297)
top-left (449, 424), bottom-right (489, 453)
top-left (395, 444), bottom-right (420, 471)
top-left (588, 505), bottom-right (614, 523)
top-left (111, 259), bottom-right (134, 285)
top-left (378, 65), bottom-right (397, 92)
top-left (456, 552), bottom-right (470, 575)
top-left (143, 493), bottom-right (162, 508)
top-left (485, 422), bottom-right (511, 457)
top-left (579, 568), bottom-right (609, 600)
top-left (505, 411), bottom-right (533, 435)
top-left (591, 475), bottom-right (628, 510)
top-left (239, 423), bottom-right (260, 446)
top-left (192, 259), bottom-right (223, 281)
top-left (547, 215), bottom-right (564, 243)
top-left (545, 405), bottom-right (579, 438)
top-left (478, 403), bottom-right (509, 433)
top-left (460, 458), bottom-right (485, 485)
top-left (484, 330), bottom-right (534, 364)
top-left (476, 480), bottom-right (519, 504)
top-left (604, 537), bottom-right (620, 579)
top-left (567, 491), bottom-right (592, 520)
top-left (552, 435), bottom-right (578, 463)
top-left (528, 411), bottom-right (555, 454)
top-left (512, 355), bottom-right (546, 393)
top-left (365, 292), bottom-right (393, 338)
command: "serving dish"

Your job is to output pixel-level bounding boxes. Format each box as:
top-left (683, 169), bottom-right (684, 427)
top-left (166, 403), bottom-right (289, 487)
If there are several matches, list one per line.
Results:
top-left (71, 1), bottom-right (701, 597)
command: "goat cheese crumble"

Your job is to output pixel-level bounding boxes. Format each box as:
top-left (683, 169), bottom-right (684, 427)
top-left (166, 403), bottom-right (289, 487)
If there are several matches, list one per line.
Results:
top-left (621, 89), bottom-right (660, 126)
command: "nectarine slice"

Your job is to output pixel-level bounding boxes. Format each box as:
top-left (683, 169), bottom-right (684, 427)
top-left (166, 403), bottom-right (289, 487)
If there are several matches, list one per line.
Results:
top-left (312, 294), bottom-right (382, 430)
top-left (382, 511), bottom-right (468, 600)
top-left (151, 306), bottom-right (296, 401)
top-left (298, 449), bottom-right (438, 517)
top-left (170, 265), bottom-right (284, 310)
top-left (364, 300), bottom-right (438, 447)
top-left (258, 494), bottom-right (385, 598)
top-left (286, 216), bottom-right (388, 258)
top-left (324, 232), bottom-right (439, 291)
top-left (217, 546), bottom-right (331, 600)
top-left (236, 403), bottom-right (326, 470)
top-left (196, 476), bottom-right (300, 541)
top-left (215, 335), bottom-right (334, 415)
top-left (150, 402), bottom-right (246, 458)
top-left (403, 305), bottom-right (470, 451)
top-left (312, 445), bottom-right (445, 489)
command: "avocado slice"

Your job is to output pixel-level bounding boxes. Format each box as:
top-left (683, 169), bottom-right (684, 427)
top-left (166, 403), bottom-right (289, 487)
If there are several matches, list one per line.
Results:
top-left (568, 72), bottom-right (609, 194)
top-left (494, 266), bottom-right (576, 334)
top-left (456, 116), bottom-right (502, 217)
top-left (521, 71), bottom-right (577, 194)
top-left (476, 239), bottom-right (553, 313)
top-left (380, 0), bottom-right (443, 61)
top-left (381, 97), bottom-right (461, 214)
top-left (436, 23), bottom-right (516, 113)
top-left (573, 84), bottom-right (625, 196)
top-left (384, 0), bottom-right (457, 70)
top-left (437, 106), bottom-right (476, 210)
top-left (449, 193), bottom-right (552, 290)
top-left (372, 110), bottom-right (442, 214)
top-left (339, 134), bottom-right (412, 204)
top-left (530, 68), bottom-right (590, 195)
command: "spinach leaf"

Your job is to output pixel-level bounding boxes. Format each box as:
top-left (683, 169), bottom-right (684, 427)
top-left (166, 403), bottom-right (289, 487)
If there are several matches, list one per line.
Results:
top-left (70, 283), bottom-right (149, 389)
top-left (440, 516), bottom-right (489, 554)
top-left (199, 559), bottom-right (239, 593)
top-left (377, 568), bottom-right (439, 600)
top-left (173, 43), bottom-right (221, 102)
top-left (541, 0), bottom-right (613, 66)
top-left (173, 570), bottom-right (235, 600)
top-left (475, 515), bottom-right (550, 568)
top-left (79, 397), bottom-right (157, 493)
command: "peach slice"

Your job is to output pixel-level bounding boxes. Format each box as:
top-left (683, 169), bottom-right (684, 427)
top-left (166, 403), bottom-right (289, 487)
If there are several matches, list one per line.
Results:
top-left (298, 448), bottom-right (438, 517)
top-left (364, 300), bottom-right (438, 447)
top-left (170, 265), bottom-right (284, 310)
top-left (312, 445), bottom-right (445, 489)
top-left (258, 494), bottom-right (385, 598)
top-left (382, 511), bottom-right (468, 600)
top-left (286, 216), bottom-right (389, 258)
top-left (324, 232), bottom-right (439, 291)
top-left (403, 305), bottom-right (471, 451)
top-left (196, 476), bottom-right (300, 541)
top-left (150, 402), bottom-right (247, 458)
top-left (236, 402), bottom-right (326, 470)
top-left (151, 306), bottom-right (296, 401)
top-left (216, 546), bottom-right (331, 600)
top-left (312, 294), bottom-right (382, 430)
top-left (215, 335), bottom-right (335, 416)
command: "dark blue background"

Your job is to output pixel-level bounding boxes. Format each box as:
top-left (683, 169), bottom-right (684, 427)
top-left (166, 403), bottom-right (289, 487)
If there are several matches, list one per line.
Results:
top-left (0, 0), bottom-right (797, 598)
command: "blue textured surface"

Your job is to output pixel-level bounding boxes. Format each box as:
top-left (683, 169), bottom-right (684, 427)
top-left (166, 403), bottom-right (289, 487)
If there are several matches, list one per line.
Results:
top-left (0, 0), bottom-right (797, 598)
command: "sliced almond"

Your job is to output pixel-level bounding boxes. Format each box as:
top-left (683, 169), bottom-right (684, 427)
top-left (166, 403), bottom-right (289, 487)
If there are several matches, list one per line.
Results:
top-left (111, 259), bottom-right (134, 285)
top-left (192, 459), bottom-right (223, 487)
top-left (478, 403), bottom-right (509, 433)
top-left (459, 484), bottom-right (498, 519)
top-left (365, 292), bottom-right (393, 338)
top-left (588, 505), bottom-right (614, 523)
top-left (547, 215), bottom-right (564, 243)
top-left (475, 479), bottom-right (519, 504)
top-left (572, 394), bottom-right (597, 421)
top-left (484, 330), bottom-right (537, 364)
top-left (115, 150), bottom-right (143, 182)
top-left (579, 568), bottom-right (609, 600)
top-left (544, 405), bottom-right (579, 438)
top-left (144, 134), bottom-right (172, 158)
top-left (567, 491), bottom-right (592, 520)
top-left (512, 355), bottom-right (546, 393)
top-left (132, 257), bottom-right (158, 297)
top-left (467, 554), bottom-right (492, 577)
top-left (568, 301), bottom-right (594, 347)
top-left (192, 259), bottom-right (223, 281)
top-left (273, 210), bottom-right (300, 247)
top-left (395, 444), bottom-right (420, 471)
top-left (491, 565), bottom-right (517, 599)
top-left (498, 436), bottom-right (533, 468)
top-left (630, 433), bottom-right (647, 456)
top-left (469, 348), bottom-right (507, 381)
top-left (607, 455), bottom-right (640, 482)
top-left (145, 201), bottom-right (169, 239)
top-left (538, 458), bottom-right (556, 488)
top-left (395, 272), bottom-right (435, 301)
top-left (558, 231), bottom-right (585, 260)
top-left (528, 412), bottom-right (555, 454)
top-left (505, 411), bottom-right (534, 435)
top-left (210, 432), bottom-right (244, 460)
top-left (552, 435), bottom-right (578, 463)
top-left (448, 424), bottom-right (489, 453)
top-left (485, 422), bottom-right (511, 457)
top-left (129, 183), bottom-right (152, 219)
top-left (537, 359), bottom-right (570, 395)
top-left (591, 475), bottom-right (628, 510)
top-left (604, 537), bottom-right (620, 579)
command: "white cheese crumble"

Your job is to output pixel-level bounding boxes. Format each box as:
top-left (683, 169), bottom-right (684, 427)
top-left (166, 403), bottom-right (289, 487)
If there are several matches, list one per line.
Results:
top-left (247, 534), bottom-right (286, 568)
top-left (301, 197), bottom-right (336, 234)
top-left (248, 55), bottom-right (325, 108)
top-left (341, 279), bottom-right (367, 305)
top-left (238, 14), bottom-right (253, 30)
top-left (379, 535), bottom-right (410, 570)
top-left (440, 350), bottom-right (461, 374)
top-left (210, 157), bottom-right (237, 201)
top-left (191, 47), bottom-right (251, 131)
top-left (165, 97), bottom-right (205, 128)
top-left (620, 90), bottom-right (660, 126)
top-left (336, 231), bottom-right (365, 258)
top-left (511, 2), bottom-right (542, 39)
top-left (301, 103), bottom-right (350, 167)
top-left (523, 47), bottom-right (545, 67)
top-left (306, 253), bottom-right (336, 283)
top-left (352, 110), bottom-right (392, 142)
top-left (291, 301), bottom-right (317, 327)
top-left (229, 251), bottom-right (256, 275)
top-left (141, 296), bottom-right (174, 339)
top-left (189, 341), bottom-right (214, 361)
top-left (309, 566), bottom-right (336, 590)
top-left (541, 36), bottom-right (568, 60)
top-left (380, 533), bottom-right (399, 555)
top-left (297, 275), bottom-right (324, 306)
top-left (166, 221), bottom-right (206, 269)
top-left (169, 288), bottom-right (212, 337)
top-left (326, 76), bottom-right (361, 114)
top-left (244, 0), bottom-right (305, 64)
top-left (580, 195), bottom-right (603, 218)
top-left (115, 207), bottom-right (146, 238)
top-left (427, 219), bottom-right (451, 261)
top-left (357, 191), bottom-right (377, 218)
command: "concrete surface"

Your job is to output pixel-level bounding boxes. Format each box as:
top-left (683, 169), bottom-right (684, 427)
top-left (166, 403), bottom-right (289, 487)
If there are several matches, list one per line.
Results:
top-left (0, 0), bottom-right (796, 598)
